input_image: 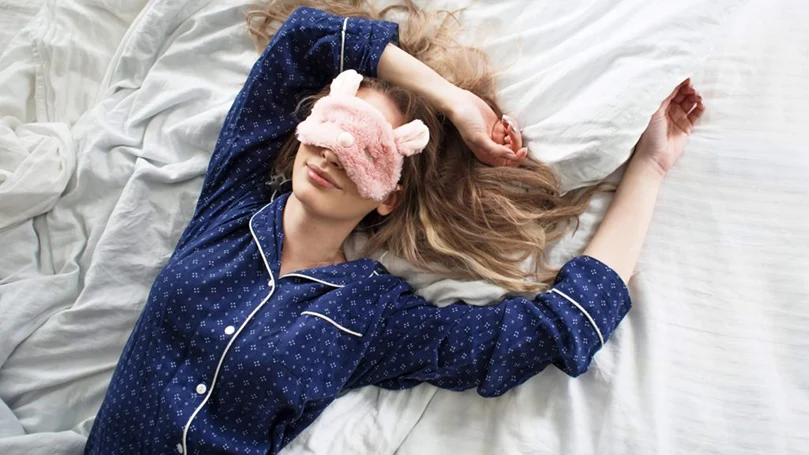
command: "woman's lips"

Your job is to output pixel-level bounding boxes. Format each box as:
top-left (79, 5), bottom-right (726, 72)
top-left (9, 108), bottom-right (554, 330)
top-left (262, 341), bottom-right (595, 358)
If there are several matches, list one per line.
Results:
top-left (306, 164), bottom-right (340, 189)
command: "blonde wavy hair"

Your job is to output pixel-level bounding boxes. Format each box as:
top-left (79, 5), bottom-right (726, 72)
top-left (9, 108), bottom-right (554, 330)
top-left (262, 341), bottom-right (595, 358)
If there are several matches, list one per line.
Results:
top-left (246, 0), bottom-right (597, 293)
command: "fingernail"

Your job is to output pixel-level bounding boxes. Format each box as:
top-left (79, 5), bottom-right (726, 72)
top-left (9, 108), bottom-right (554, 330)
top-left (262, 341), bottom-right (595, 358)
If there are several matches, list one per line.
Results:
top-left (502, 114), bottom-right (520, 132)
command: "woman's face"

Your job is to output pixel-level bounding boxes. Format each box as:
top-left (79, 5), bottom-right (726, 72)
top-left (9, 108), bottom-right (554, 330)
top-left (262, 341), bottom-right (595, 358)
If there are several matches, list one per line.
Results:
top-left (291, 88), bottom-right (403, 224)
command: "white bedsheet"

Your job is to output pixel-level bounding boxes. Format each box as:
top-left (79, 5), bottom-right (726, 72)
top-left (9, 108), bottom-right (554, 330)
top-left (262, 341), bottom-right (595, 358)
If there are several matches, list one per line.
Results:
top-left (0, 0), bottom-right (149, 451)
top-left (1, 0), bottom-right (807, 454)
top-left (392, 1), bottom-right (809, 454)
top-left (0, 0), bottom-right (43, 53)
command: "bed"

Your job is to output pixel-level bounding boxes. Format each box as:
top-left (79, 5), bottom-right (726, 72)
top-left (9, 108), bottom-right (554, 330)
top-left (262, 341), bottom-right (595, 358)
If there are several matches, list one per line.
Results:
top-left (1, 0), bottom-right (807, 454)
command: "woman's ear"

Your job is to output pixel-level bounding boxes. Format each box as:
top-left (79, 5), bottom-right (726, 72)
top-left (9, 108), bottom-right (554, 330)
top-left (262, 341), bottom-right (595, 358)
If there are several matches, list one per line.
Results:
top-left (375, 186), bottom-right (401, 216)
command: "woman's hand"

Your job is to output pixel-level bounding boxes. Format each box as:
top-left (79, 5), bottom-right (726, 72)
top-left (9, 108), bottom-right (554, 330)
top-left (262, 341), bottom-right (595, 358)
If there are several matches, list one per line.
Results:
top-left (447, 89), bottom-right (527, 167)
top-left (584, 79), bottom-right (707, 282)
top-left (634, 79), bottom-right (705, 176)
top-left (378, 44), bottom-right (525, 166)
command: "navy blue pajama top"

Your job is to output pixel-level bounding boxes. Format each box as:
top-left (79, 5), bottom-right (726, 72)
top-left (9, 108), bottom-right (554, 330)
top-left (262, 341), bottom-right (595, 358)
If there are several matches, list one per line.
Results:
top-left (84, 7), bottom-right (631, 455)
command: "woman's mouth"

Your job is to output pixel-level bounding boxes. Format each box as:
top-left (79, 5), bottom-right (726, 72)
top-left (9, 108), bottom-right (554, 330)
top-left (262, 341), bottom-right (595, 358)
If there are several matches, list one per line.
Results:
top-left (306, 164), bottom-right (340, 189)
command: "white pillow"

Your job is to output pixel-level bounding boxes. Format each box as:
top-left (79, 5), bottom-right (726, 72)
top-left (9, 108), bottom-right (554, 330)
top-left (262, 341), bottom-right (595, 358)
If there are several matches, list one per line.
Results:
top-left (415, 0), bottom-right (742, 191)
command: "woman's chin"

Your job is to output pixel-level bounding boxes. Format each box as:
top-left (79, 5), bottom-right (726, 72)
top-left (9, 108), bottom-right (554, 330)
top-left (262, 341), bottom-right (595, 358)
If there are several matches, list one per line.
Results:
top-left (291, 184), bottom-right (378, 224)
top-left (292, 184), bottom-right (336, 214)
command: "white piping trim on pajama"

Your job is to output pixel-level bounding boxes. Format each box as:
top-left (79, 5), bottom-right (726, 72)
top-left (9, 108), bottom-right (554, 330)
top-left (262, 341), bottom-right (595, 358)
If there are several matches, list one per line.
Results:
top-left (245, 205), bottom-right (344, 289)
top-left (339, 17), bottom-right (348, 72)
top-left (301, 311), bottom-right (363, 337)
top-left (182, 204), bottom-right (279, 453)
top-left (248, 202), bottom-right (276, 285)
top-left (280, 273), bottom-right (344, 288)
top-left (550, 288), bottom-right (605, 347)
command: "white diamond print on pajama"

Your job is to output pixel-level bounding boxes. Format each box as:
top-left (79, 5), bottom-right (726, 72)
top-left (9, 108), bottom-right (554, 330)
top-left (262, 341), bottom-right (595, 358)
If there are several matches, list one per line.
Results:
top-left (83, 7), bottom-right (631, 455)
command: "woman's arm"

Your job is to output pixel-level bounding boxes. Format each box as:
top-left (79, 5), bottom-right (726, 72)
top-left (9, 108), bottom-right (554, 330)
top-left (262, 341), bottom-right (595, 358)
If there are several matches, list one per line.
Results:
top-left (583, 158), bottom-right (664, 282)
top-left (584, 79), bottom-right (705, 282)
top-left (377, 44), bottom-right (526, 167)
top-left (350, 255), bottom-right (630, 397)
top-left (351, 81), bottom-right (704, 397)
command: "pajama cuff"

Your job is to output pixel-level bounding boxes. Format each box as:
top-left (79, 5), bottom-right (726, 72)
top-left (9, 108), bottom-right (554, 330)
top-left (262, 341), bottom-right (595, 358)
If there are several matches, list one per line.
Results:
top-left (550, 255), bottom-right (632, 347)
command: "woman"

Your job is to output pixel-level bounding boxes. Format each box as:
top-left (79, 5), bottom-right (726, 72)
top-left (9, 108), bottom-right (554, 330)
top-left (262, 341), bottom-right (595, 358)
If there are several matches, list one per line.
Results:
top-left (84, 2), bottom-right (704, 455)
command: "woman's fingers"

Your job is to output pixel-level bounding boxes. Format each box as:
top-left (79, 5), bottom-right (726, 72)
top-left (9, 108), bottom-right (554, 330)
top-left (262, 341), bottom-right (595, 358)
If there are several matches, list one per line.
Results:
top-left (481, 136), bottom-right (517, 159)
top-left (491, 120), bottom-right (506, 143)
top-left (665, 78), bottom-right (691, 106)
top-left (670, 92), bottom-right (705, 133)
top-left (681, 94), bottom-right (699, 115)
top-left (479, 115), bottom-right (526, 166)
top-left (479, 135), bottom-right (527, 167)
top-left (502, 114), bottom-right (520, 132)
top-left (688, 100), bottom-right (706, 123)
top-left (505, 125), bottom-right (522, 151)
top-left (502, 115), bottom-right (523, 151)
top-left (499, 148), bottom-right (528, 167)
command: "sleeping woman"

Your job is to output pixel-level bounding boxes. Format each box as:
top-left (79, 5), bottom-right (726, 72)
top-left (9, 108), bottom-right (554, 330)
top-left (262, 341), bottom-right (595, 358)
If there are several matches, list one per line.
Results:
top-left (84, 1), bottom-right (704, 454)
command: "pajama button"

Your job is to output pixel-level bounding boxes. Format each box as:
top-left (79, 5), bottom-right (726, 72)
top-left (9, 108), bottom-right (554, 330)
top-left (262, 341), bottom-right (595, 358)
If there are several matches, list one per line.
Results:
top-left (176, 443), bottom-right (183, 453)
top-left (224, 325), bottom-right (235, 335)
top-left (196, 383), bottom-right (207, 395)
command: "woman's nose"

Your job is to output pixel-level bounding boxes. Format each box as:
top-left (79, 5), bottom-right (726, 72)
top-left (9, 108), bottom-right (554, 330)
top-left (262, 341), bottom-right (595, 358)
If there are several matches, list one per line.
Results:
top-left (321, 148), bottom-right (343, 169)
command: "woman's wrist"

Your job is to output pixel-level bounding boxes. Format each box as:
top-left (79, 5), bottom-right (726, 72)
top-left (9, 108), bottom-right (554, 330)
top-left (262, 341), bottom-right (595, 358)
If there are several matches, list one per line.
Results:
top-left (583, 152), bottom-right (664, 282)
top-left (627, 152), bottom-right (668, 183)
top-left (428, 84), bottom-right (467, 117)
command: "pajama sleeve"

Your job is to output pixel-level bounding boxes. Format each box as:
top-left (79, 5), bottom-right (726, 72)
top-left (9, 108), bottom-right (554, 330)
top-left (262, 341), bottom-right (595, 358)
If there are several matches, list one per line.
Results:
top-left (181, 7), bottom-right (399, 242)
top-left (351, 256), bottom-right (632, 397)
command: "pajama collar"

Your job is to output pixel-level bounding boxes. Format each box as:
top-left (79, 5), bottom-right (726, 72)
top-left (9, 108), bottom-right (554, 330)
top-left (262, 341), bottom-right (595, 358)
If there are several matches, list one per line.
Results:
top-left (248, 192), bottom-right (386, 287)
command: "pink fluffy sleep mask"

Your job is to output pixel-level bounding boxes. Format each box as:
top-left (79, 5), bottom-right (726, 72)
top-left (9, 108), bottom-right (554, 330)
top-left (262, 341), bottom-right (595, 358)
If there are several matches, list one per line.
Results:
top-left (295, 70), bottom-right (430, 201)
